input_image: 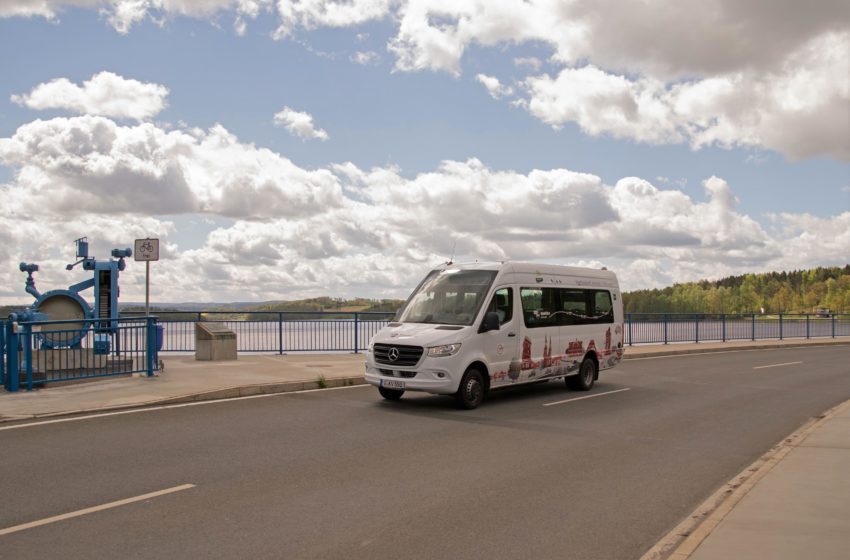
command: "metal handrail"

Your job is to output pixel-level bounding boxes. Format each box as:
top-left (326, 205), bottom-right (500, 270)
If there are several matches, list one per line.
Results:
top-left (624, 313), bottom-right (850, 345)
top-left (2, 316), bottom-right (160, 392)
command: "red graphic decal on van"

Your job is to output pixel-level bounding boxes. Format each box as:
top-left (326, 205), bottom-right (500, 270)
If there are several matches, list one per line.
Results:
top-left (566, 340), bottom-right (584, 357)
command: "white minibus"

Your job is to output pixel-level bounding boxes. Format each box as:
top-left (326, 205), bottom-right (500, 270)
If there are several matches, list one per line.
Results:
top-left (365, 262), bottom-right (625, 409)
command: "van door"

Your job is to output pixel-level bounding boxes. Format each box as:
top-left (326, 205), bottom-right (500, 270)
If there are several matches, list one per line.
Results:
top-left (559, 288), bottom-right (617, 372)
top-left (481, 287), bottom-right (520, 388)
top-left (518, 287), bottom-right (562, 383)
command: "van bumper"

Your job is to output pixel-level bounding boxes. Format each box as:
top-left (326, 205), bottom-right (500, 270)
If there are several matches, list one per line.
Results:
top-left (364, 359), bottom-right (459, 395)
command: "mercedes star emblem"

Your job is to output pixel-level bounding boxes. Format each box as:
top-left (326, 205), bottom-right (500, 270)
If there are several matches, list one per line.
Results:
top-left (388, 347), bottom-right (400, 362)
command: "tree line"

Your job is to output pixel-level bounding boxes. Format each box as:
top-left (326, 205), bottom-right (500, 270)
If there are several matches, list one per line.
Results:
top-left (623, 266), bottom-right (850, 315)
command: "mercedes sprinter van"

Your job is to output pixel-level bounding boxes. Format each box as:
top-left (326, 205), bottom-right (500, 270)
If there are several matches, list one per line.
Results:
top-left (365, 262), bottom-right (624, 409)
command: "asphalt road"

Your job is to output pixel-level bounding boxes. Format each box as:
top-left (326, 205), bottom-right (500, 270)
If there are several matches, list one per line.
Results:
top-left (1, 345), bottom-right (848, 560)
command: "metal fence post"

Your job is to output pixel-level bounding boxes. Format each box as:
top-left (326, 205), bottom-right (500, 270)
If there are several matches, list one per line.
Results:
top-left (0, 320), bottom-right (5, 388)
top-left (694, 314), bottom-right (699, 343)
top-left (832, 314), bottom-right (836, 338)
top-left (24, 323), bottom-right (33, 391)
top-left (353, 313), bottom-right (360, 354)
top-left (278, 312), bottom-right (284, 355)
top-left (146, 317), bottom-right (155, 377)
top-left (627, 314), bottom-right (633, 346)
top-left (694, 315), bottom-right (700, 343)
top-left (663, 314), bottom-right (668, 345)
top-left (779, 313), bottom-right (783, 340)
top-left (7, 322), bottom-right (19, 392)
top-left (722, 314), bottom-right (726, 342)
top-left (752, 314), bottom-right (756, 341)
top-left (806, 314), bottom-right (810, 339)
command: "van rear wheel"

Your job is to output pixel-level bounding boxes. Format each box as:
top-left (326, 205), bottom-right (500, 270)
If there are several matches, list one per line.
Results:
top-left (567, 358), bottom-right (596, 391)
top-left (456, 368), bottom-right (485, 409)
top-left (378, 386), bottom-right (404, 400)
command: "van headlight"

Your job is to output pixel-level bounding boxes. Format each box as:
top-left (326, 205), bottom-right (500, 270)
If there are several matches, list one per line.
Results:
top-left (427, 343), bottom-right (461, 357)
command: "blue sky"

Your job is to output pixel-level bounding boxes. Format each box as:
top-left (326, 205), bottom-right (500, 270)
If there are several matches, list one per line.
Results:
top-left (0, 2), bottom-right (848, 303)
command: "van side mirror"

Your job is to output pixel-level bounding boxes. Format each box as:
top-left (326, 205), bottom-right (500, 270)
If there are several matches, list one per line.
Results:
top-left (479, 311), bottom-right (500, 333)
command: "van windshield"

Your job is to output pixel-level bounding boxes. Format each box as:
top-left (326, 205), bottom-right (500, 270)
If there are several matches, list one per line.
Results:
top-left (397, 269), bottom-right (498, 326)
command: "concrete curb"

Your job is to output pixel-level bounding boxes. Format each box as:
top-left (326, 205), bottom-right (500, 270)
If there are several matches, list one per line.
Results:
top-left (0, 377), bottom-right (368, 422)
top-left (640, 398), bottom-right (850, 560)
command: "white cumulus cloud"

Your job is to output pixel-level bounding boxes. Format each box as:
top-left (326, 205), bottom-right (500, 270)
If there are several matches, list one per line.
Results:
top-left (1, 110), bottom-right (848, 303)
top-left (273, 106), bottom-right (330, 141)
top-left (475, 73), bottom-right (513, 99)
top-left (3, 1), bottom-right (847, 160)
top-left (11, 71), bottom-right (169, 121)
top-left (521, 32), bottom-right (850, 160)
top-left (522, 66), bottom-right (680, 144)
top-left (273, 0), bottom-right (396, 38)
top-left (0, 0), bottom-right (272, 34)
top-left (351, 50), bottom-right (380, 65)
top-left (0, 0), bottom-right (99, 19)
top-left (0, 115), bottom-right (342, 219)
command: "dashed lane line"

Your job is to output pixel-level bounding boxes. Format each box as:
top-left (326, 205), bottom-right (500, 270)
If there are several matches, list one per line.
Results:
top-left (753, 361), bottom-right (803, 370)
top-left (543, 387), bottom-right (631, 407)
top-left (0, 484), bottom-right (196, 537)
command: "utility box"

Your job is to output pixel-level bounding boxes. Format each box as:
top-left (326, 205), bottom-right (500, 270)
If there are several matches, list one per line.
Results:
top-left (195, 322), bottom-right (237, 361)
top-left (93, 333), bottom-right (110, 355)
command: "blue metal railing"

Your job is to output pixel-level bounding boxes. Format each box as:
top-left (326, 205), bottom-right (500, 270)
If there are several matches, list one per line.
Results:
top-left (2, 316), bottom-right (160, 392)
top-left (624, 313), bottom-right (850, 345)
top-left (1, 319), bottom-right (6, 387)
top-left (145, 311), bottom-right (396, 354)
top-left (3, 312), bottom-right (847, 391)
top-left (134, 311), bottom-right (850, 353)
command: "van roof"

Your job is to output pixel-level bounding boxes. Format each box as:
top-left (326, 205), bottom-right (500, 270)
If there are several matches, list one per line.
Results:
top-left (436, 261), bottom-right (618, 280)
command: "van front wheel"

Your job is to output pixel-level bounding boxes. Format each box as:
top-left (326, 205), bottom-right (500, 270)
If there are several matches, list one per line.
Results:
top-left (567, 358), bottom-right (596, 391)
top-left (456, 368), bottom-right (485, 409)
top-left (378, 386), bottom-right (404, 400)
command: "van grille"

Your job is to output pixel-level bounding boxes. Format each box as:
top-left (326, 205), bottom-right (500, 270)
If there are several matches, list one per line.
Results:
top-left (379, 369), bottom-right (418, 378)
top-left (374, 343), bottom-right (423, 367)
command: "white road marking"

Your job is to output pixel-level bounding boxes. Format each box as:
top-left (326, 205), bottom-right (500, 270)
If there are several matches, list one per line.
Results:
top-left (543, 387), bottom-right (631, 407)
top-left (0, 384), bottom-right (365, 432)
top-left (625, 345), bottom-right (839, 361)
top-left (753, 361), bottom-right (803, 370)
top-left (0, 484), bottom-right (195, 537)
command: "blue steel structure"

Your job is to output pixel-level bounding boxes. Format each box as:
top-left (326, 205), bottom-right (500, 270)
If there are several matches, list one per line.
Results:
top-left (1, 237), bottom-right (157, 392)
top-left (13, 237), bottom-right (131, 349)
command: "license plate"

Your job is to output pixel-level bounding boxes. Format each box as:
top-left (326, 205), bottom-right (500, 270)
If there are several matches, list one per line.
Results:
top-left (381, 379), bottom-right (405, 390)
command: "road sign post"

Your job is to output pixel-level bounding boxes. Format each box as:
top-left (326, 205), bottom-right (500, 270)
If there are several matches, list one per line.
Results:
top-left (135, 239), bottom-right (160, 377)
top-left (134, 238), bottom-right (160, 317)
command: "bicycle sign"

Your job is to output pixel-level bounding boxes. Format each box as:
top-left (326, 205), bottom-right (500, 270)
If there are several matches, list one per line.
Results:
top-left (134, 238), bottom-right (160, 261)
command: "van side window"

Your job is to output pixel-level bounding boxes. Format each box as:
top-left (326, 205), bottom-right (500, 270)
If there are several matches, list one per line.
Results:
top-left (486, 288), bottom-right (513, 325)
top-left (593, 291), bottom-right (613, 323)
top-left (558, 288), bottom-right (614, 325)
top-left (560, 290), bottom-right (586, 326)
top-left (521, 287), bottom-right (559, 328)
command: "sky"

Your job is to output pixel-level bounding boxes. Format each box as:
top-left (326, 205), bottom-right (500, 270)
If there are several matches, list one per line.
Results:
top-left (0, 1), bottom-right (848, 305)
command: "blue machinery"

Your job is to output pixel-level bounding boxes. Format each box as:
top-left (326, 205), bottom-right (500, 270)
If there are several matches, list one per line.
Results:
top-left (13, 237), bottom-right (132, 352)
